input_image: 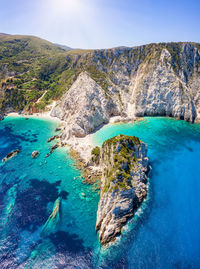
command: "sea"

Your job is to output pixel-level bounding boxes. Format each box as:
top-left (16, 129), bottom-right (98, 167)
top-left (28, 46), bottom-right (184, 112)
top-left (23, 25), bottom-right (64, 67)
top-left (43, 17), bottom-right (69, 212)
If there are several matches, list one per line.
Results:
top-left (0, 116), bottom-right (200, 268)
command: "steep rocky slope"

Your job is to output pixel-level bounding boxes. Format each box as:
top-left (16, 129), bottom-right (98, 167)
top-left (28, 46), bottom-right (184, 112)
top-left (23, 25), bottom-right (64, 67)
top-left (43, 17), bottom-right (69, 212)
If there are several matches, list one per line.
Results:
top-left (1, 37), bottom-right (200, 133)
top-left (51, 72), bottom-right (118, 138)
top-left (94, 134), bottom-right (149, 245)
top-left (51, 42), bottom-right (200, 138)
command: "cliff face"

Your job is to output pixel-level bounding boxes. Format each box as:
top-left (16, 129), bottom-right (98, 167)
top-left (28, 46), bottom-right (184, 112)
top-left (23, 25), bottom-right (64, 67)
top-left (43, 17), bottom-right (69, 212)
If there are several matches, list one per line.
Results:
top-left (51, 72), bottom-right (118, 138)
top-left (95, 135), bottom-right (149, 245)
top-left (133, 48), bottom-right (196, 122)
top-left (1, 38), bottom-right (200, 134)
top-left (51, 43), bottom-right (200, 138)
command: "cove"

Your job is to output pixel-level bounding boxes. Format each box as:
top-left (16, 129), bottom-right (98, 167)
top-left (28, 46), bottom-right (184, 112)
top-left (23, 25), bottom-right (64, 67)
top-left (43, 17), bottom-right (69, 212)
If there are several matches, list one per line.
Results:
top-left (0, 116), bottom-right (99, 269)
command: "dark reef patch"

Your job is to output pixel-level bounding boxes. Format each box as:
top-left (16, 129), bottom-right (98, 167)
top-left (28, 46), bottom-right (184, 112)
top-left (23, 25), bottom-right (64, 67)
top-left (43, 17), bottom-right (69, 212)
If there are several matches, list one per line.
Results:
top-left (14, 179), bottom-right (68, 232)
top-left (0, 124), bottom-right (40, 160)
top-left (49, 231), bottom-right (86, 254)
top-left (59, 190), bottom-right (69, 199)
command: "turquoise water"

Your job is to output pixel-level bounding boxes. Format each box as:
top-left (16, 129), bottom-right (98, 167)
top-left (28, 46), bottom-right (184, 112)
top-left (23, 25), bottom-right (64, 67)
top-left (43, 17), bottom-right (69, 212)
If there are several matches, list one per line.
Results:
top-left (0, 116), bottom-right (99, 268)
top-left (93, 117), bottom-right (200, 268)
top-left (1, 116), bottom-right (200, 268)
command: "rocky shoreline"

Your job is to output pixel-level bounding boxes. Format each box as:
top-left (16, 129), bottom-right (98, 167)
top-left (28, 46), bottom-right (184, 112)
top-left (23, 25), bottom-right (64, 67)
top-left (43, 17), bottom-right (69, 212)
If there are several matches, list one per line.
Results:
top-left (94, 134), bottom-right (149, 245)
top-left (64, 132), bottom-right (150, 245)
top-left (69, 147), bottom-right (102, 185)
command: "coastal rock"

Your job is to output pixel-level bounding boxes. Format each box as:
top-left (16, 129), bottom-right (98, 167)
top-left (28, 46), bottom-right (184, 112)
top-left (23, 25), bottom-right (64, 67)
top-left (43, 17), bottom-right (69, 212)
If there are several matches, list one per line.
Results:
top-left (45, 143), bottom-right (60, 158)
top-left (95, 134), bottom-right (149, 245)
top-left (32, 151), bottom-right (39, 158)
top-left (55, 127), bottom-right (62, 132)
top-left (47, 135), bottom-right (60, 143)
top-left (51, 71), bottom-right (118, 138)
top-left (0, 113), bottom-right (4, 121)
top-left (51, 43), bottom-right (200, 140)
top-left (2, 149), bottom-right (20, 162)
top-left (133, 48), bottom-right (196, 122)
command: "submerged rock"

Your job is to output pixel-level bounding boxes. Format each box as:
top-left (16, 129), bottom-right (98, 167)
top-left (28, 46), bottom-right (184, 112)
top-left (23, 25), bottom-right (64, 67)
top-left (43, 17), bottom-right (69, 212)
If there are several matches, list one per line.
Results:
top-left (47, 135), bottom-right (60, 143)
top-left (41, 197), bottom-right (62, 236)
top-left (45, 143), bottom-right (60, 158)
top-left (2, 149), bottom-right (20, 162)
top-left (95, 134), bottom-right (149, 245)
top-left (32, 151), bottom-right (39, 158)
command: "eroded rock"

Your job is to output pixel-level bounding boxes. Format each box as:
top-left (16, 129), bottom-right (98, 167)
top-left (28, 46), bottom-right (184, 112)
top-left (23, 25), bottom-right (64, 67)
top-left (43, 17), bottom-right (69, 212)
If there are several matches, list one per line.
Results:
top-left (51, 44), bottom-right (200, 141)
top-left (45, 143), bottom-right (60, 158)
top-left (32, 151), bottom-right (39, 158)
top-left (47, 135), bottom-right (60, 143)
top-left (95, 134), bottom-right (149, 245)
top-left (2, 149), bottom-right (20, 162)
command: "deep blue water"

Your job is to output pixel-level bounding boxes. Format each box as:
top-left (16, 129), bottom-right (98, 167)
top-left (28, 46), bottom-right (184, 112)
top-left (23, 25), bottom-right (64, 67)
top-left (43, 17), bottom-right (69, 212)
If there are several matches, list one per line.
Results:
top-left (93, 117), bottom-right (200, 269)
top-left (1, 116), bottom-right (200, 268)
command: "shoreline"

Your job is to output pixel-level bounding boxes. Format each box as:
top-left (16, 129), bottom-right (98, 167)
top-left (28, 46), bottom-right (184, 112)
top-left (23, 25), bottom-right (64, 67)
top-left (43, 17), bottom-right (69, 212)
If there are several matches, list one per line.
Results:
top-left (5, 111), bottom-right (64, 124)
top-left (2, 112), bottom-right (145, 164)
top-left (63, 115), bottom-right (139, 163)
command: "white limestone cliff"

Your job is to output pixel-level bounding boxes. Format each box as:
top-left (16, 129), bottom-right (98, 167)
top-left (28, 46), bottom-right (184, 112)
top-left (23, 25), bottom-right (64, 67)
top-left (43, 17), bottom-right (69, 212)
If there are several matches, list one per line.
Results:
top-left (94, 135), bottom-right (149, 245)
top-left (51, 72), bottom-right (118, 139)
top-left (51, 44), bottom-right (200, 140)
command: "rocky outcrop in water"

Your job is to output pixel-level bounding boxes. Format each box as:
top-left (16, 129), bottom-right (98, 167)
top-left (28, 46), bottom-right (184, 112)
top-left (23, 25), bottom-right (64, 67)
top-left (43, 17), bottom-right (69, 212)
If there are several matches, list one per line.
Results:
top-left (47, 135), bottom-right (60, 143)
top-left (95, 134), bottom-right (149, 245)
top-left (2, 149), bottom-right (20, 162)
top-left (32, 151), bottom-right (39, 158)
top-left (45, 143), bottom-right (60, 158)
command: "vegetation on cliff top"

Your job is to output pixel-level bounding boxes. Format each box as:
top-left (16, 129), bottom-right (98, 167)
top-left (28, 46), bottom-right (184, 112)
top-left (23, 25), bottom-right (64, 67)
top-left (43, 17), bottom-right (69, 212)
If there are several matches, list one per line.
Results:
top-left (101, 134), bottom-right (142, 193)
top-left (91, 146), bottom-right (101, 165)
top-left (0, 35), bottom-right (199, 115)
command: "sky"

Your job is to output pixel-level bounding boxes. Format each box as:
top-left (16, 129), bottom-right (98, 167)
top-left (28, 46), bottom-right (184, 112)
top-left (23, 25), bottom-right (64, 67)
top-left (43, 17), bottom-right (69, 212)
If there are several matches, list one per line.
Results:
top-left (0, 0), bottom-right (200, 49)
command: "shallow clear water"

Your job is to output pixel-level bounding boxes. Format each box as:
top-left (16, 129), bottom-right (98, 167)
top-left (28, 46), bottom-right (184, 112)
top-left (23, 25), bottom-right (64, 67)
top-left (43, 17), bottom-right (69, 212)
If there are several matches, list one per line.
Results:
top-left (1, 116), bottom-right (200, 269)
top-left (0, 117), bottom-right (99, 269)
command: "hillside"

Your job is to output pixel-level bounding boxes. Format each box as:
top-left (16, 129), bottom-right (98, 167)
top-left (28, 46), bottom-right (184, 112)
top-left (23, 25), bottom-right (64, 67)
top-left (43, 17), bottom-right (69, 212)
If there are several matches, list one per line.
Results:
top-left (0, 34), bottom-right (75, 113)
top-left (0, 35), bottom-right (200, 128)
top-left (51, 42), bottom-right (200, 138)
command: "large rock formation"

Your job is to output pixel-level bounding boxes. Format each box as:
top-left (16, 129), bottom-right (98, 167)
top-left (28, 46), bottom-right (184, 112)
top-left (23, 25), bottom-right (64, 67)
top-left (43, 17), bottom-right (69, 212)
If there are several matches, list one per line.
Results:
top-left (51, 72), bottom-right (118, 138)
top-left (95, 134), bottom-right (149, 245)
top-left (1, 38), bottom-right (200, 133)
top-left (133, 48), bottom-right (196, 122)
top-left (51, 43), bottom-right (200, 139)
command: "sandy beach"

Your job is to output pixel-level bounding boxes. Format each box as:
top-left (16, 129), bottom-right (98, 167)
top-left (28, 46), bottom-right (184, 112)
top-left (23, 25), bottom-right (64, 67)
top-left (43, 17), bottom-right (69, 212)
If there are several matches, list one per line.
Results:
top-left (4, 112), bottom-right (137, 163)
top-left (6, 111), bottom-right (63, 124)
